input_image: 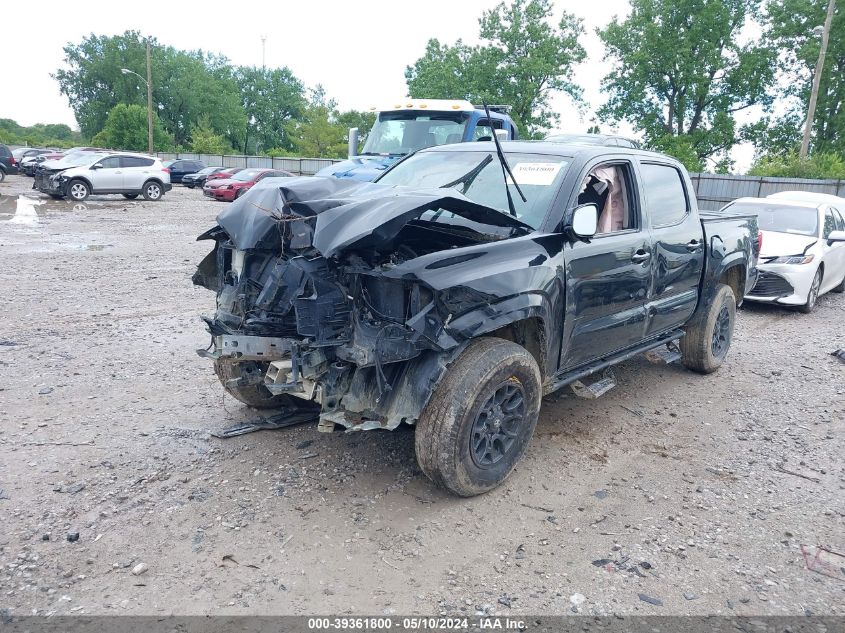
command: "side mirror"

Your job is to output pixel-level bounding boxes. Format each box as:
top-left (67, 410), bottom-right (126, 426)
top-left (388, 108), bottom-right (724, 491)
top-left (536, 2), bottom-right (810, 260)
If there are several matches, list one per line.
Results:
top-left (90, 163), bottom-right (102, 170)
top-left (827, 230), bottom-right (845, 243)
top-left (348, 127), bottom-right (359, 159)
top-left (567, 203), bottom-right (599, 240)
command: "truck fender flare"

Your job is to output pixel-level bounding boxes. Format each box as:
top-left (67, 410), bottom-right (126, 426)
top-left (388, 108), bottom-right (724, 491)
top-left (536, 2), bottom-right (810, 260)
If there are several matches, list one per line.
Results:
top-left (702, 253), bottom-right (747, 307)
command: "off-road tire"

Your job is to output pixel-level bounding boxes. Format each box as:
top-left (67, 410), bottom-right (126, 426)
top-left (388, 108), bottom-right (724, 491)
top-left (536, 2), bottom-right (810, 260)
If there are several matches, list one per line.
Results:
top-left (680, 283), bottom-right (736, 374)
top-left (213, 359), bottom-right (289, 408)
top-left (414, 337), bottom-right (542, 497)
top-left (799, 268), bottom-right (823, 313)
top-left (123, 193), bottom-right (139, 199)
top-left (142, 180), bottom-right (163, 201)
top-left (66, 179), bottom-right (90, 202)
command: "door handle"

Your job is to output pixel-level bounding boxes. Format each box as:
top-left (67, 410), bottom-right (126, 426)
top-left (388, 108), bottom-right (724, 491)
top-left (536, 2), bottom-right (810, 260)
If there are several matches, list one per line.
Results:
top-left (631, 249), bottom-right (651, 263)
top-left (686, 239), bottom-right (702, 252)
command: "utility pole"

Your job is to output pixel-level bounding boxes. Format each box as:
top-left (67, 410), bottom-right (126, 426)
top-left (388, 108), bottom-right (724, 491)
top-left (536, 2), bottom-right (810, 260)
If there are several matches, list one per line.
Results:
top-left (146, 40), bottom-right (154, 155)
top-left (800, 0), bottom-right (836, 158)
top-left (261, 35), bottom-right (267, 70)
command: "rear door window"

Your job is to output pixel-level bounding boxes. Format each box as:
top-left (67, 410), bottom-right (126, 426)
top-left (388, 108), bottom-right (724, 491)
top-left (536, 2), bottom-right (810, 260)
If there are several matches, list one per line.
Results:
top-left (639, 163), bottom-right (689, 227)
top-left (121, 156), bottom-right (154, 168)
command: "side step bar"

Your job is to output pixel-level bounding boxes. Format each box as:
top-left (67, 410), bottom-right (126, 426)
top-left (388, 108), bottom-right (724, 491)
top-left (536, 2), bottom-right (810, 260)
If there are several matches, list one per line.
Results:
top-left (546, 329), bottom-right (685, 396)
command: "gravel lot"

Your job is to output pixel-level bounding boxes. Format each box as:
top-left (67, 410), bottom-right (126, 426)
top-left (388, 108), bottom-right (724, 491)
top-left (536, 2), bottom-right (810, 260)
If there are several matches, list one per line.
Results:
top-left (0, 174), bottom-right (843, 617)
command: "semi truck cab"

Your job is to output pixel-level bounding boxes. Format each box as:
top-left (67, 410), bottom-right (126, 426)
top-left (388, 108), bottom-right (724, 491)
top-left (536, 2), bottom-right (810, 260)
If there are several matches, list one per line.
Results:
top-left (316, 99), bottom-right (519, 182)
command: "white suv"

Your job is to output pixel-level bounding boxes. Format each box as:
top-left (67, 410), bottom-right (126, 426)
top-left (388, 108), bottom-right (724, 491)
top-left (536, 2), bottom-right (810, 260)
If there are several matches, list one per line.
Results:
top-left (48, 153), bottom-right (172, 202)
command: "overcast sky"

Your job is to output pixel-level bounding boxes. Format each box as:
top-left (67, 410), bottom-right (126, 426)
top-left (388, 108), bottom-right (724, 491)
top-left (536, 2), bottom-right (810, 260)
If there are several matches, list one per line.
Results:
top-left (3, 0), bottom-right (755, 169)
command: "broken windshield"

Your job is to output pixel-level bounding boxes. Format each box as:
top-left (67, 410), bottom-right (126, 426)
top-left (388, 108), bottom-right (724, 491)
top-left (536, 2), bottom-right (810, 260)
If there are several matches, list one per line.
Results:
top-left (377, 150), bottom-right (569, 229)
top-left (360, 112), bottom-right (468, 156)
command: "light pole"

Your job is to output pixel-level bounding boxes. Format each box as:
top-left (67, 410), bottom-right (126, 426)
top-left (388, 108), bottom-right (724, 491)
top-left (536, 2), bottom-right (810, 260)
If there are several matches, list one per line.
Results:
top-left (800, 0), bottom-right (836, 158)
top-left (120, 40), bottom-right (154, 155)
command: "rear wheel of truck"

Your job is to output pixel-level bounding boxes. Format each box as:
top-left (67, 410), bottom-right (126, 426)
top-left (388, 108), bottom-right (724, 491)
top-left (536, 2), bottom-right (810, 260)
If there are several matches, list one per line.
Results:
top-left (680, 283), bottom-right (736, 374)
top-left (214, 359), bottom-right (289, 408)
top-left (414, 337), bottom-right (542, 497)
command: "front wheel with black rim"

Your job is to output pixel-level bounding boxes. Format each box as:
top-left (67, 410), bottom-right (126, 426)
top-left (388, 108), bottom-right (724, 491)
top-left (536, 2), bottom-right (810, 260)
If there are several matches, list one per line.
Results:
top-left (414, 337), bottom-right (542, 497)
top-left (213, 359), bottom-right (290, 408)
top-left (680, 283), bottom-right (736, 374)
top-left (66, 179), bottom-right (90, 202)
top-left (142, 181), bottom-right (163, 201)
top-left (799, 268), bottom-right (823, 313)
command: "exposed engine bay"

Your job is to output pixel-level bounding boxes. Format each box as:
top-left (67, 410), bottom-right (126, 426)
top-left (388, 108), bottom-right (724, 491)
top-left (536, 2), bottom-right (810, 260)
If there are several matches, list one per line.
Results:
top-left (193, 177), bottom-right (532, 431)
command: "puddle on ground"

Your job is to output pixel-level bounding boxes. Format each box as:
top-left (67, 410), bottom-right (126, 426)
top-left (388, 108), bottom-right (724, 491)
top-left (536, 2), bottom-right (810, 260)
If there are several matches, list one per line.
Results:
top-left (1, 195), bottom-right (45, 226)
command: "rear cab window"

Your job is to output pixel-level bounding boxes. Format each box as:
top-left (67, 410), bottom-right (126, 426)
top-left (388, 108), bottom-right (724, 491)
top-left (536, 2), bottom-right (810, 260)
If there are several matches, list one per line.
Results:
top-left (639, 162), bottom-right (689, 227)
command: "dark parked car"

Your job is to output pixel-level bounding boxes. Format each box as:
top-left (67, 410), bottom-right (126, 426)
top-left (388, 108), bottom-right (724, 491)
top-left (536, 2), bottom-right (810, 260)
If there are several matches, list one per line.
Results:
top-left (22, 152), bottom-right (66, 176)
top-left (0, 145), bottom-right (20, 181)
top-left (182, 166), bottom-right (224, 189)
top-left (193, 141), bottom-right (760, 496)
top-left (163, 159), bottom-right (206, 183)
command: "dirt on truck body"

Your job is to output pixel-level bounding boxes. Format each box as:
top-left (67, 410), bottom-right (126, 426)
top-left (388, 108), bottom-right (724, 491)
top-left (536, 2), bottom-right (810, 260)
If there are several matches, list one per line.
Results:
top-left (194, 141), bottom-right (759, 496)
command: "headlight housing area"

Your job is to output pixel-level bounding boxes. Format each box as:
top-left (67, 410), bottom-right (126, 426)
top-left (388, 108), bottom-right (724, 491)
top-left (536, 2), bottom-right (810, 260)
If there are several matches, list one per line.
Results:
top-left (769, 254), bottom-right (815, 265)
top-left (225, 185), bottom-right (234, 190)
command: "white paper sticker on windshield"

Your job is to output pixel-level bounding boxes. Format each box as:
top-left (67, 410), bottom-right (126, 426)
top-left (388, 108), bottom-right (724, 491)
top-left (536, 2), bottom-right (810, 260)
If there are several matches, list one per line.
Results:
top-left (508, 162), bottom-right (562, 185)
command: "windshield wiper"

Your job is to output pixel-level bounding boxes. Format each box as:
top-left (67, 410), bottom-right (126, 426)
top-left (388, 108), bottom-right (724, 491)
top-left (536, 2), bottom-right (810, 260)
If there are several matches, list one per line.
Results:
top-left (483, 103), bottom-right (526, 217)
top-left (439, 154), bottom-right (494, 193)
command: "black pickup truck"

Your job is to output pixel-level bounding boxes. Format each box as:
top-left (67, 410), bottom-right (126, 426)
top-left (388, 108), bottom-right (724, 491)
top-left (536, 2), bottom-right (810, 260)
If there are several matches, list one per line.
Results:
top-left (193, 141), bottom-right (759, 496)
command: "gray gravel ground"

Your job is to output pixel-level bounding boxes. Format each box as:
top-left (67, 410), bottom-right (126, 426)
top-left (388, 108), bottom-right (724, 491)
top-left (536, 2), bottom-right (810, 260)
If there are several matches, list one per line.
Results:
top-left (0, 175), bottom-right (843, 616)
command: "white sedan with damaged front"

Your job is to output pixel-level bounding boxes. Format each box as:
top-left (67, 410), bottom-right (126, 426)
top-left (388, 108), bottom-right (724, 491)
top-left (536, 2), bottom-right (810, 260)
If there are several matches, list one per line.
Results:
top-left (720, 196), bottom-right (845, 312)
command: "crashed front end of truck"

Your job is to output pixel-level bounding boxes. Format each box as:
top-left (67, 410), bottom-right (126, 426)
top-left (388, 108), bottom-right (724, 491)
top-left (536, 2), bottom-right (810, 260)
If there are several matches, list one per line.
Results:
top-left (193, 177), bottom-right (533, 432)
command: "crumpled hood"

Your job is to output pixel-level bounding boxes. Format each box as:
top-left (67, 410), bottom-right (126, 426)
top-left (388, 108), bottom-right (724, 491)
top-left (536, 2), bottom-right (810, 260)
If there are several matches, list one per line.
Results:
top-left (210, 176), bottom-right (531, 258)
top-left (315, 156), bottom-right (404, 181)
top-left (760, 230), bottom-right (817, 258)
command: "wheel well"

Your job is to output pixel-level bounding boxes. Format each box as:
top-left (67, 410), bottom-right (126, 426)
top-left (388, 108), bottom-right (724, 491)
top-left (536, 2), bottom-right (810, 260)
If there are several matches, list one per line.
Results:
top-left (68, 176), bottom-right (93, 190)
top-left (719, 265), bottom-right (746, 301)
top-left (486, 317), bottom-right (546, 377)
top-left (144, 178), bottom-right (164, 187)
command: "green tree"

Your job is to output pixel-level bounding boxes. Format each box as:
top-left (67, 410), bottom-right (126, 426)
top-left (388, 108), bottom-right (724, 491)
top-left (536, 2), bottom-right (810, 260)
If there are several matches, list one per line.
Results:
top-left (748, 150), bottom-right (845, 178)
top-left (235, 66), bottom-right (306, 154)
top-left (90, 104), bottom-right (171, 151)
top-left (189, 117), bottom-right (231, 154)
top-left (287, 88), bottom-right (348, 158)
top-left (597, 0), bottom-right (776, 166)
top-left (405, 0), bottom-right (586, 136)
top-left (54, 31), bottom-right (245, 147)
top-left (759, 0), bottom-right (845, 156)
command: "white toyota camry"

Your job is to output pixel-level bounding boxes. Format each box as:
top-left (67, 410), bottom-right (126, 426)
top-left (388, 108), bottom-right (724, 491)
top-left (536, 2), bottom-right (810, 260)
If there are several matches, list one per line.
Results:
top-left (720, 193), bottom-right (845, 312)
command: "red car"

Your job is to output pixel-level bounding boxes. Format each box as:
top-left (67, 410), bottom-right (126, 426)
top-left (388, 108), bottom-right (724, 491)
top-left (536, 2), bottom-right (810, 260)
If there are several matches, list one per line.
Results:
top-left (203, 168), bottom-right (294, 201)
